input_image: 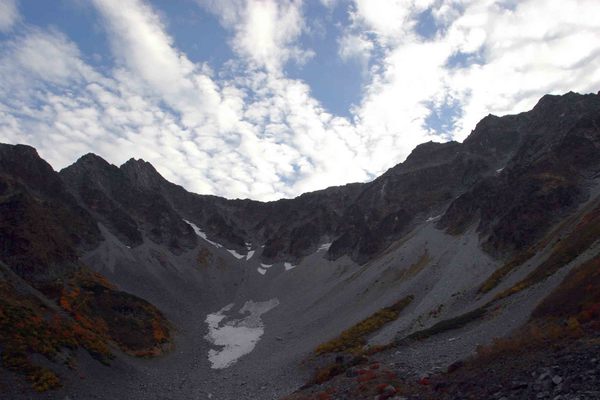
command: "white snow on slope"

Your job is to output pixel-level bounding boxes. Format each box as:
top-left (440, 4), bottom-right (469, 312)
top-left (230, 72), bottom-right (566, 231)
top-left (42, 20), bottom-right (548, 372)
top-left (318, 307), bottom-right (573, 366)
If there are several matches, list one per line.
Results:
top-left (260, 263), bottom-right (273, 269)
top-left (227, 249), bottom-right (245, 259)
top-left (257, 267), bottom-right (267, 275)
top-left (317, 243), bottom-right (332, 251)
top-left (183, 219), bottom-right (223, 248)
top-left (184, 219), bottom-right (253, 261)
top-left (496, 167), bottom-right (504, 173)
top-left (426, 214), bottom-right (442, 222)
top-left (204, 299), bottom-right (279, 369)
top-left (284, 262), bottom-right (296, 271)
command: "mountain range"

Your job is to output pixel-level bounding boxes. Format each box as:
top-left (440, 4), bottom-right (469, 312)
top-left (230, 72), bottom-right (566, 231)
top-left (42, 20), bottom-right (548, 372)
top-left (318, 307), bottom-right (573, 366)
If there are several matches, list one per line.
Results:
top-left (0, 91), bottom-right (599, 399)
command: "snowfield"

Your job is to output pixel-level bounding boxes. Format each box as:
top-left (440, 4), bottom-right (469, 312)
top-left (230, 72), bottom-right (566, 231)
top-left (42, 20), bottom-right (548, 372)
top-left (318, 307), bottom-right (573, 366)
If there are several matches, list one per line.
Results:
top-left (204, 299), bottom-right (280, 369)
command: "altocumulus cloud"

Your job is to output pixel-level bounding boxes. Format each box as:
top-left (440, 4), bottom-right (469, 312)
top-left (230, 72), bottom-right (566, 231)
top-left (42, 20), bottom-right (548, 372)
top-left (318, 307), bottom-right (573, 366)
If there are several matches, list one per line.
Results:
top-left (0, 0), bottom-right (599, 200)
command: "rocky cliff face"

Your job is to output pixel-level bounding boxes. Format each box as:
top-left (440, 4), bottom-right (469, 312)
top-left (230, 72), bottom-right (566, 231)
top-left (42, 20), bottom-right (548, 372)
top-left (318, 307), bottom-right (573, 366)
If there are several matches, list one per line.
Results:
top-left (58, 92), bottom-right (600, 266)
top-left (60, 154), bottom-right (197, 253)
top-left (440, 92), bottom-right (600, 256)
top-left (0, 144), bottom-right (101, 288)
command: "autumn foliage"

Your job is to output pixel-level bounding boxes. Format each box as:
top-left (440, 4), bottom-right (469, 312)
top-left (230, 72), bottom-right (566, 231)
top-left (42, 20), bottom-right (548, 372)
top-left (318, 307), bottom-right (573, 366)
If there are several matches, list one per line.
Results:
top-left (0, 268), bottom-right (172, 392)
top-left (315, 295), bottom-right (413, 355)
top-left (58, 270), bottom-right (171, 356)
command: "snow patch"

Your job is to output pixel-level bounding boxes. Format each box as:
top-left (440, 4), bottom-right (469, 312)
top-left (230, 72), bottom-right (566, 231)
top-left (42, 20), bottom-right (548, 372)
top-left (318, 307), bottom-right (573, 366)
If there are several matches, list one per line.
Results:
top-left (426, 214), bottom-right (442, 222)
top-left (185, 219), bottom-right (248, 260)
top-left (204, 299), bottom-right (279, 369)
top-left (260, 263), bottom-right (273, 269)
top-left (496, 167), bottom-right (504, 173)
top-left (183, 219), bottom-right (223, 248)
top-left (246, 250), bottom-right (255, 260)
top-left (227, 249), bottom-right (245, 260)
top-left (284, 262), bottom-right (296, 271)
top-left (317, 243), bottom-right (332, 251)
top-left (257, 267), bottom-right (267, 275)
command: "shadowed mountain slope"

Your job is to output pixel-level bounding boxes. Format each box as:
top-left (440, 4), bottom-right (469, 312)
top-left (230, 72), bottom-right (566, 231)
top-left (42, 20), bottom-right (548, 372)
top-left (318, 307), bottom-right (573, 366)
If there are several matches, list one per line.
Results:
top-left (0, 145), bottom-right (172, 392)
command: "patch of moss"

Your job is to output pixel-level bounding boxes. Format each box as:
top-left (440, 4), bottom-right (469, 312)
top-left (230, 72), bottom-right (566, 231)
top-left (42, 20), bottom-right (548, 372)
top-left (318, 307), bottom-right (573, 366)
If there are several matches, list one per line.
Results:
top-left (59, 270), bottom-right (172, 356)
top-left (479, 249), bottom-right (536, 294)
top-left (474, 252), bottom-right (600, 364)
top-left (408, 306), bottom-right (487, 341)
top-left (0, 266), bottom-right (174, 392)
top-left (496, 203), bottom-right (600, 300)
top-left (312, 363), bottom-right (346, 384)
top-left (0, 280), bottom-right (111, 392)
top-left (2, 352), bottom-right (62, 392)
top-left (532, 252), bottom-right (600, 322)
top-left (480, 199), bottom-right (600, 295)
top-left (404, 250), bottom-right (430, 280)
top-left (315, 295), bottom-right (414, 355)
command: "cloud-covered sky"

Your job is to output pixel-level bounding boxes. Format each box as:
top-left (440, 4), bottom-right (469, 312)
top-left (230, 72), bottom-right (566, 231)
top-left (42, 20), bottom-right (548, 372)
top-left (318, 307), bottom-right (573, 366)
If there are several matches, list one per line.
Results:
top-left (0, 0), bottom-right (599, 200)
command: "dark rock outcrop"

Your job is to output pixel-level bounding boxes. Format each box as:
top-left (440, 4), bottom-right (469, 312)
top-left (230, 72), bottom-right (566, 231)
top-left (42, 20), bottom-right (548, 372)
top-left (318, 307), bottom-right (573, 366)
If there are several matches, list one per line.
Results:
top-left (0, 144), bottom-right (101, 289)
top-left (439, 92), bottom-right (600, 256)
top-left (60, 155), bottom-right (197, 253)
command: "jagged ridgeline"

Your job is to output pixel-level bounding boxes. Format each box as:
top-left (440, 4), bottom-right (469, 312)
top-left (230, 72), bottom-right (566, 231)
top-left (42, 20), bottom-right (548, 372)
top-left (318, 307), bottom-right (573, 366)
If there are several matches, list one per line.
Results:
top-left (0, 145), bottom-right (172, 392)
top-left (0, 91), bottom-right (599, 399)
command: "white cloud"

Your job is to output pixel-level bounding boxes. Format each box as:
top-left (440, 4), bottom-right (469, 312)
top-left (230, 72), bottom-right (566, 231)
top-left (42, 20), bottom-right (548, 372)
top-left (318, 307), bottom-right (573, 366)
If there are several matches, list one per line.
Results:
top-left (343, 0), bottom-right (600, 146)
top-left (91, 0), bottom-right (224, 130)
top-left (198, 0), bottom-right (312, 72)
top-left (0, 0), bottom-right (599, 203)
top-left (349, 0), bottom-right (435, 44)
top-left (10, 28), bottom-right (96, 84)
top-left (440, 0), bottom-right (600, 139)
top-left (338, 33), bottom-right (373, 67)
top-left (319, 0), bottom-right (338, 9)
top-left (0, 0), bottom-right (19, 32)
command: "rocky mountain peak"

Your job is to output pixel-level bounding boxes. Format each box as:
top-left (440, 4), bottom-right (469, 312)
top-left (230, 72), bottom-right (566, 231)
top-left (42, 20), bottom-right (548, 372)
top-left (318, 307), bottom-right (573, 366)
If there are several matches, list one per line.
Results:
top-left (400, 140), bottom-right (462, 171)
top-left (119, 158), bottom-right (166, 190)
top-left (0, 143), bottom-right (64, 198)
top-left (77, 152), bottom-right (111, 165)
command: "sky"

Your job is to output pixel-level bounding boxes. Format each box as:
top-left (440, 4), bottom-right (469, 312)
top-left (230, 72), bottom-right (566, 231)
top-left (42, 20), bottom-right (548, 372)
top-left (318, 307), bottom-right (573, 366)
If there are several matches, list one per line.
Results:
top-left (0, 0), bottom-right (599, 201)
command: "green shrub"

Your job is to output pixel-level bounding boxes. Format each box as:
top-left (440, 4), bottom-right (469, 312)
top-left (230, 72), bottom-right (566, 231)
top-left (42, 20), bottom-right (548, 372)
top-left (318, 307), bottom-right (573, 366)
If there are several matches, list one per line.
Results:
top-left (479, 249), bottom-right (535, 293)
top-left (408, 306), bottom-right (487, 341)
top-left (496, 204), bottom-right (600, 300)
top-left (315, 295), bottom-right (414, 355)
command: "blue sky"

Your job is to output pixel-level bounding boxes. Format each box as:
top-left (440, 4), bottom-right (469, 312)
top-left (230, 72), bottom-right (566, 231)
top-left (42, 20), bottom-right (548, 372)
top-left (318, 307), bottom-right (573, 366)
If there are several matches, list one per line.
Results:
top-left (0, 0), bottom-right (599, 200)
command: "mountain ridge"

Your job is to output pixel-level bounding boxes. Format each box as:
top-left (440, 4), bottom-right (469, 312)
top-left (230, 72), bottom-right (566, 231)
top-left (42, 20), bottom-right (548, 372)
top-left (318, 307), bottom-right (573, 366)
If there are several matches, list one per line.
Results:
top-left (53, 91), bottom-right (600, 264)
